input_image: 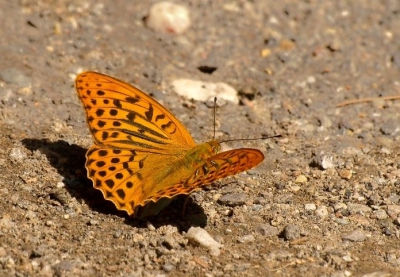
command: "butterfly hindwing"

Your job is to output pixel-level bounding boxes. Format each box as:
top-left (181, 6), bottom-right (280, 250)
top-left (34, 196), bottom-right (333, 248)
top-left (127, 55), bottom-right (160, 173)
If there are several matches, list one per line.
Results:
top-left (142, 148), bottom-right (265, 204)
top-left (185, 148), bottom-right (265, 189)
top-left (86, 145), bottom-right (152, 215)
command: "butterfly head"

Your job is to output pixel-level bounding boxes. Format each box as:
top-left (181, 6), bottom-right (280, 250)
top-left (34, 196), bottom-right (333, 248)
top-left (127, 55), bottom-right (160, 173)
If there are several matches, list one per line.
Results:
top-left (206, 140), bottom-right (220, 155)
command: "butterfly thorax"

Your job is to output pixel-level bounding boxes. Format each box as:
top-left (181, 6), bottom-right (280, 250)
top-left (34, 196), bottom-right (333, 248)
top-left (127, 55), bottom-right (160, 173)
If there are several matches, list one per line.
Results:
top-left (144, 140), bottom-right (220, 192)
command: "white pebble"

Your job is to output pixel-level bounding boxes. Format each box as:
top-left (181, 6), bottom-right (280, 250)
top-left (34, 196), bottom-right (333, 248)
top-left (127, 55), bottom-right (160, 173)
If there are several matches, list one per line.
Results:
top-left (238, 234), bottom-right (255, 243)
top-left (171, 79), bottom-right (238, 103)
top-left (186, 227), bottom-right (223, 256)
top-left (9, 148), bottom-right (26, 161)
top-left (315, 205), bottom-right (329, 220)
top-left (146, 2), bottom-right (191, 34)
top-left (305, 203), bottom-right (317, 211)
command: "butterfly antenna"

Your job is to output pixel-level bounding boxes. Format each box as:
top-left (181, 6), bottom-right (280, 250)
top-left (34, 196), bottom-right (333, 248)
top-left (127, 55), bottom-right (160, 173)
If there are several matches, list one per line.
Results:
top-left (220, 134), bottom-right (282, 144)
top-left (213, 97), bottom-right (217, 139)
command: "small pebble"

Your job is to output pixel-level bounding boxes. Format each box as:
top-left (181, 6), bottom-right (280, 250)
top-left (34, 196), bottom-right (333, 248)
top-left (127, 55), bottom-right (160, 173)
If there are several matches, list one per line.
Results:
top-left (305, 203), bottom-right (317, 211)
top-left (295, 175), bottom-right (307, 183)
top-left (314, 153), bottom-right (335, 169)
top-left (387, 205), bottom-right (400, 218)
top-left (347, 203), bottom-right (372, 214)
top-left (217, 193), bottom-right (247, 207)
top-left (256, 224), bottom-right (279, 237)
top-left (0, 216), bottom-right (14, 229)
top-left (146, 2), bottom-right (191, 34)
top-left (0, 247), bottom-right (7, 257)
top-left (337, 169), bottom-right (352, 180)
top-left (186, 227), bottom-right (223, 256)
top-left (333, 202), bottom-right (347, 212)
top-left (52, 260), bottom-right (75, 272)
top-left (315, 205), bottom-right (329, 220)
top-left (147, 221), bottom-right (156, 231)
top-left (283, 224), bottom-right (301, 241)
top-left (25, 210), bottom-right (37, 220)
top-left (237, 234), bottom-right (255, 243)
top-left (342, 229), bottom-right (367, 242)
top-left (163, 263), bottom-right (174, 272)
top-left (373, 209), bottom-right (388, 220)
top-left (88, 219), bottom-right (99, 226)
top-left (162, 235), bottom-right (177, 250)
top-left (171, 79), bottom-right (239, 103)
top-left (9, 148), bottom-right (27, 162)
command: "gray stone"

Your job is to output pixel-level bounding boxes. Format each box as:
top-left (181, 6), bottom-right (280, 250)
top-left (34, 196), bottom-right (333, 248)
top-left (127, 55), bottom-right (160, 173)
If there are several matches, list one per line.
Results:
top-left (217, 193), bottom-right (248, 207)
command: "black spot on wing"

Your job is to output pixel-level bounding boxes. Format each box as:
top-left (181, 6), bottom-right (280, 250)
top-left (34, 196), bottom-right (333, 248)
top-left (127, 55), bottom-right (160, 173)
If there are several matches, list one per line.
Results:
top-left (145, 104), bottom-right (154, 121)
top-left (155, 114), bottom-right (165, 121)
top-left (113, 99), bottom-right (122, 108)
top-left (105, 179), bottom-right (115, 189)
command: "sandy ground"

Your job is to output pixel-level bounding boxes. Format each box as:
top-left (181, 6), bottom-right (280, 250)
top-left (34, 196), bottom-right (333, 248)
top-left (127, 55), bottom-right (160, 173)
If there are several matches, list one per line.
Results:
top-left (0, 1), bottom-right (400, 276)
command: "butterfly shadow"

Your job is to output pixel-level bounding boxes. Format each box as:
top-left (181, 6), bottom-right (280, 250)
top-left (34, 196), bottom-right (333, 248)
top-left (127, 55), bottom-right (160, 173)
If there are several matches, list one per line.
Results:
top-left (21, 138), bottom-right (209, 230)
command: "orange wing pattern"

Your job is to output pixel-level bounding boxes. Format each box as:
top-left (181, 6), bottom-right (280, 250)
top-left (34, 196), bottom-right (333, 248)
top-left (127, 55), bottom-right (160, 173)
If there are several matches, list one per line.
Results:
top-left (76, 71), bottom-right (266, 217)
top-left (137, 148), bottom-right (265, 205)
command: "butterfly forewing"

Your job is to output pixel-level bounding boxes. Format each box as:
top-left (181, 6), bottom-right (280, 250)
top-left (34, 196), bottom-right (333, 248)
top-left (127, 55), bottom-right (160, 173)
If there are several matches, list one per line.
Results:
top-left (76, 72), bottom-right (196, 152)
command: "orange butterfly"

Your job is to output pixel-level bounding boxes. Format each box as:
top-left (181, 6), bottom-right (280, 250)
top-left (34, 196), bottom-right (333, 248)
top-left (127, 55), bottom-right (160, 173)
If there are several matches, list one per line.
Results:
top-left (75, 72), bottom-right (265, 217)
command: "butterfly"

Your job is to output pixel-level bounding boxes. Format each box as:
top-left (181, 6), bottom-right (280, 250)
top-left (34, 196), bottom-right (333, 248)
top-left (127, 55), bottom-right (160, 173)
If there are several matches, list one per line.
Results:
top-left (75, 71), bottom-right (265, 217)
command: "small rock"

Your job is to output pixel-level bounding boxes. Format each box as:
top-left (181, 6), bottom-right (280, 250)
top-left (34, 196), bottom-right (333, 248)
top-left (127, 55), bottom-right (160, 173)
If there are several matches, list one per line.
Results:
top-left (171, 79), bottom-right (239, 103)
top-left (315, 205), bottom-right (329, 220)
top-left (348, 214), bottom-right (370, 226)
top-left (347, 203), bottom-right (372, 215)
top-left (282, 224), bottom-right (301, 241)
top-left (305, 203), bottom-right (317, 211)
top-left (31, 246), bottom-right (46, 258)
top-left (88, 219), bottom-right (99, 226)
top-left (162, 235), bottom-right (177, 250)
top-left (217, 193), bottom-right (247, 207)
top-left (147, 221), bottom-right (156, 231)
top-left (387, 205), bottom-right (400, 218)
top-left (342, 229), bottom-right (367, 242)
top-left (341, 255), bottom-right (352, 263)
top-left (294, 175), bottom-right (307, 183)
top-left (237, 234), bottom-right (255, 243)
top-left (25, 210), bottom-right (37, 220)
top-left (0, 216), bottom-right (14, 229)
top-left (373, 209), bottom-right (388, 220)
top-left (313, 153), bottom-right (335, 169)
top-left (52, 260), bottom-right (75, 272)
top-left (333, 202), bottom-right (347, 212)
top-left (163, 263), bottom-right (174, 272)
top-left (9, 148), bottom-right (27, 162)
top-left (250, 204), bottom-right (263, 212)
top-left (256, 224), bottom-right (279, 237)
top-left (145, 2), bottom-right (191, 34)
top-left (0, 247), bottom-right (7, 257)
top-left (337, 169), bottom-right (352, 180)
top-left (267, 250), bottom-right (293, 261)
top-left (0, 88), bottom-right (13, 102)
top-left (0, 257), bottom-right (15, 269)
top-left (186, 227), bottom-right (223, 256)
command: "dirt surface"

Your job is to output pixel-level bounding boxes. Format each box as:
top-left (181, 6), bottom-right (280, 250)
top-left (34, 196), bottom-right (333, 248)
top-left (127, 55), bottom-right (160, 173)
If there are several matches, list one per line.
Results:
top-left (1, 1), bottom-right (400, 276)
